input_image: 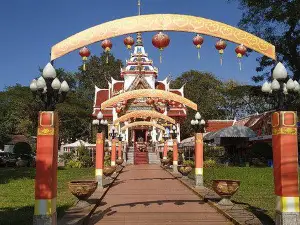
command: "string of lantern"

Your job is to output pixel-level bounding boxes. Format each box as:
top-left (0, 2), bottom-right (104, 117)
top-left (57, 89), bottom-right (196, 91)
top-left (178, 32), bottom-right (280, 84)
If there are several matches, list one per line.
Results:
top-left (78, 33), bottom-right (248, 70)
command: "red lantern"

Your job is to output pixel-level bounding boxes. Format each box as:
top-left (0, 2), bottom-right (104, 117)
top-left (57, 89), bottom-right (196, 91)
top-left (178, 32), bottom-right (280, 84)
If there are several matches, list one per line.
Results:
top-left (116, 107), bottom-right (121, 113)
top-left (152, 32), bottom-right (170, 63)
top-left (215, 39), bottom-right (227, 65)
top-left (235, 44), bottom-right (247, 71)
top-left (101, 39), bottom-right (113, 64)
top-left (79, 47), bottom-right (91, 71)
top-left (149, 98), bottom-right (154, 104)
top-left (124, 36), bottom-right (135, 50)
top-left (193, 34), bottom-right (204, 60)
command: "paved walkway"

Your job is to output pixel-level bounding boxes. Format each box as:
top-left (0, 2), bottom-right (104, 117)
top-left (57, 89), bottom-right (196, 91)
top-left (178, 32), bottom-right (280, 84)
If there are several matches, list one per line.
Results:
top-left (88, 165), bottom-right (232, 225)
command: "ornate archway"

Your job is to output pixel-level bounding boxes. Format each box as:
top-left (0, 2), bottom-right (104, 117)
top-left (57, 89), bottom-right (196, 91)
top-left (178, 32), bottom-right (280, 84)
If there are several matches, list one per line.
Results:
top-left (101, 89), bottom-right (197, 111)
top-left (51, 14), bottom-right (276, 61)
top-left (114, 110), bottom-right (175, 125)
top-left (121, 121), bottom-right (165, 131)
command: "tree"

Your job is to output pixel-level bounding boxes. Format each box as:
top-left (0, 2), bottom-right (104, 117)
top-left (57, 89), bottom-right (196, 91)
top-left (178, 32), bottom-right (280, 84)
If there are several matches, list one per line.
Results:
top-left (76, 53), bottom-right (123, 101)
top-left (230, 0), bottom-right (300, 81)
top-left (0, 85), bottom-right (39, 147)
top-left (171, 70), bottom-right (226, 139)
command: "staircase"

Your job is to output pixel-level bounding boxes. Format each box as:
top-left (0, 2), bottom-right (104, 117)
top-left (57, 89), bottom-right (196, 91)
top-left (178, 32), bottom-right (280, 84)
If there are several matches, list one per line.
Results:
top-left (134, 152), bottom-right (149, 165)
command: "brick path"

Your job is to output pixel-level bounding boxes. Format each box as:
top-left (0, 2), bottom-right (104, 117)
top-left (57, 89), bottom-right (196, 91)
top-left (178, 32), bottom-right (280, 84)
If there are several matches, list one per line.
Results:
top-left (88, 165), bottom-right (232, 225)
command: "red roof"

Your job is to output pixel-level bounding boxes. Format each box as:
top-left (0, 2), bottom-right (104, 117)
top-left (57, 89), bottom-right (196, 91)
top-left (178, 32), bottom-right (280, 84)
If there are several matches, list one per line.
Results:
top-left (206, 120), bottom-right (234, 132)
top-left (167, 109), bottom-right (186, 117)
top-left (155, 82), bottom-right (165, 90)
top-left (113, 82), bottom-right (124, 92)
top-left (95, 90), bottom-right (109, 108)
top-left (93, 108), bottom-right (113, 118)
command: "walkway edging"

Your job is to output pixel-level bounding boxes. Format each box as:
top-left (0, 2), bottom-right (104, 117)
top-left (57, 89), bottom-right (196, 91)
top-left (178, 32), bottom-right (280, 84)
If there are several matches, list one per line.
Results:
top-left (162, 166), bottom-right (241, 225)
top-left (58, 166), bottom-right (125, 225)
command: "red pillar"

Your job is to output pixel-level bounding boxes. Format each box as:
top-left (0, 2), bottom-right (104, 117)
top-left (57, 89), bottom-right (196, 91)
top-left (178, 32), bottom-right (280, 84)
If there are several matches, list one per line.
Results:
top-left (111, 139), bottom-right (117, 166)
top-left (34, 111), bottom-right (58, 224)
top-left (272, 111), bottom-right (300, 221)
top-left (173, 139), bottom-right (178, 172)
top-left (163, 141), bottom-right (168, 159)
top-left (118, 141), bottom-right (122, 159)
top-left (195, 133), bottom-right (204, 186)
top-left (95, 132), bottom-right (104, 187)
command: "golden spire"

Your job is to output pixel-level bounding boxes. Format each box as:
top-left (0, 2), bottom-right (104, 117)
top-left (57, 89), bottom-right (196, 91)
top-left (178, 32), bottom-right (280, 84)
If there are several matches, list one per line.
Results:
top-left (136, 1), bottom-right (143, 46)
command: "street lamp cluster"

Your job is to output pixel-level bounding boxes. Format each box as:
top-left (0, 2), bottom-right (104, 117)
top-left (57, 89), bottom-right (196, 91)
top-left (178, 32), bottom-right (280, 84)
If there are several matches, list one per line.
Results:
top-left (92, 111), bottom-right (108, 133)
top-left (170, 124), bottom-right (178, 139)
top-left (262, 62), bottom-right (300, 110)
top-left (30, 63), bottom-right (70, 110)
top-left (191, 112), bottom-right (206, 133)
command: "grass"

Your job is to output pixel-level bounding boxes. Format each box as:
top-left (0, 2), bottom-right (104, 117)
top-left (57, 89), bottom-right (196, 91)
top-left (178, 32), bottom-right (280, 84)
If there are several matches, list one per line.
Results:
top-left (0, 167), bottom-right (94, 225)
top-left (190, 167), bottom-right (287, 223)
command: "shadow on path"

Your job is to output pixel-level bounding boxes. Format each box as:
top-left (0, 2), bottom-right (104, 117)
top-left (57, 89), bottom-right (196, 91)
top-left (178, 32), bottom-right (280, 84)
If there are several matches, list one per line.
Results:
top-left (86, 199), bottom-right (205, 225)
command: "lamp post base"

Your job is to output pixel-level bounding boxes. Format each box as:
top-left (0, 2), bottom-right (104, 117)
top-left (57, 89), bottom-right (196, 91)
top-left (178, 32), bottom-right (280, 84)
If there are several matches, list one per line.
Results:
top-left (33, 213), bottom-right (57, 225)
top-left (96, 175), bottom-right (103, 189)
top-left (195, 174), bottom-right (203, 187)
top-left (275, 211), bottom-right (300, 225)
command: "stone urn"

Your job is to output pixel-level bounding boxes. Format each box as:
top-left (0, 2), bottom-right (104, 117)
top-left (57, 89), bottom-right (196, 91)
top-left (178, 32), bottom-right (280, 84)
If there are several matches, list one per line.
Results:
top-left (103, 166), bottom-right (116, 177)
top-left (116, 158), bottom-right (124, 165)
top-left (68, 180), bottom-right (98, 201)
top-left (212, 179), bottom-right (240, 205)
top-left (161, 158), bottom-right (170, 167)
top-left (178, 165), bottom-right (192, 177)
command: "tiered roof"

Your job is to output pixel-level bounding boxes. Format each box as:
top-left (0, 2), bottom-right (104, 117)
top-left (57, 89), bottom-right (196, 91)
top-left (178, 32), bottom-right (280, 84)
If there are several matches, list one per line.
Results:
top-left (93, 33), bottom-right (186, 120)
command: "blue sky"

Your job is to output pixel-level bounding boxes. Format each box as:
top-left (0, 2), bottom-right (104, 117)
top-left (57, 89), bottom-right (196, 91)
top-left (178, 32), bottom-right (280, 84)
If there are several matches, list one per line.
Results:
top-left (0, 0), bottom-right (266, 90)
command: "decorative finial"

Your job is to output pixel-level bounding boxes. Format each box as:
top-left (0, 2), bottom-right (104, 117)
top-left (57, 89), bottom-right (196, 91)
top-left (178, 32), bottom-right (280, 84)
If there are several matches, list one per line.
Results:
top-left (138, 0), bottom-right (141, 16)
top-left (136, 32), bottom-right (143, 46)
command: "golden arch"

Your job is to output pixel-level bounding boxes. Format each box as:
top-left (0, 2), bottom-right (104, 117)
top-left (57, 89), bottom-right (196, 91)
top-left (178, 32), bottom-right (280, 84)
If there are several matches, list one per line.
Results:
top-left (101, 89), bottom-right (197, 111)
top-left (51, 14), bottom-right (276, 61)
top-left (114, 110), bottom-right (175, 125)
top-left (121, 121), bottom-right (165, 131)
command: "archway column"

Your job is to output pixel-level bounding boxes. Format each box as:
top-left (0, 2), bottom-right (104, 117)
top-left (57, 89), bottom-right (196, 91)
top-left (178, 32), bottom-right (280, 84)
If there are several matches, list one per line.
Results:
top-left (272, 111), bottom-right (300, 224)
top-left (173, 139), bottom-right (178, 173)
top-left (195, 133), bottom-right (203, 187)
top-left (95, 132), bottom-right (104, 188)
top-left (118, 141), bottom-right (122, 159)
top-left (33, 111), bottom-right (58, 225)
top-left (163, 141), bottom-right (168, 160)
top-left (111, 139), bottom-right (117, 166)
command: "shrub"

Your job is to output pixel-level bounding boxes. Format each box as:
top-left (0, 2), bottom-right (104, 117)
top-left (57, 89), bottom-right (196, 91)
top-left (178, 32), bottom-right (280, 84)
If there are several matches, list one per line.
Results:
top-left (66, 160), bottom-right (83, 168)
top-left (204, 159), bottom-right (217, 168)
top-left (104, 155), bottom-right (111, 167)
top-left (13, 142), bottom-right (32, 157)
top-left (183, 160), bottom-right (195, 167)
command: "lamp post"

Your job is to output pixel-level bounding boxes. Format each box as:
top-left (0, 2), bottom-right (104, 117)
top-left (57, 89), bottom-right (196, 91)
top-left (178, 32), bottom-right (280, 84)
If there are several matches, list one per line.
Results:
top-left (31, 63), bottom-right (69, 225)
top-left (170, 125), bottom-right (179, 173)
top-left (92, 111), bottom-right (108, 188)
top-left (262, 62), bottom-right (300, 224)
top-left (117, 133), bottom-right (123, 160)
top-left (191, 112), bottom-right (205, 187)
top-left (109, 126), bottom-right (118, 166)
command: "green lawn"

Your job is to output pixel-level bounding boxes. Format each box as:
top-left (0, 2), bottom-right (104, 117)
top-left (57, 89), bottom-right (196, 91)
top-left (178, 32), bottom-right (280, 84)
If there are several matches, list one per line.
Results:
top-left (190, 167), bottom-right (284, 223)
top-left (0, 167), bottom-right (94, 225)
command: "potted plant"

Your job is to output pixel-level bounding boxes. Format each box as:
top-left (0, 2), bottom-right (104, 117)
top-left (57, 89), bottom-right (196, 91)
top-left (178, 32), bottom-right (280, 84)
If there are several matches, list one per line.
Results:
top-left (116, 158), bottom-right (124, 165)
top-left (178, 160), bottom-right (194, 177)
top-left (103, 155), bottom-right (116, 177)
top-left (161, 158), bottom-right (170, 166)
